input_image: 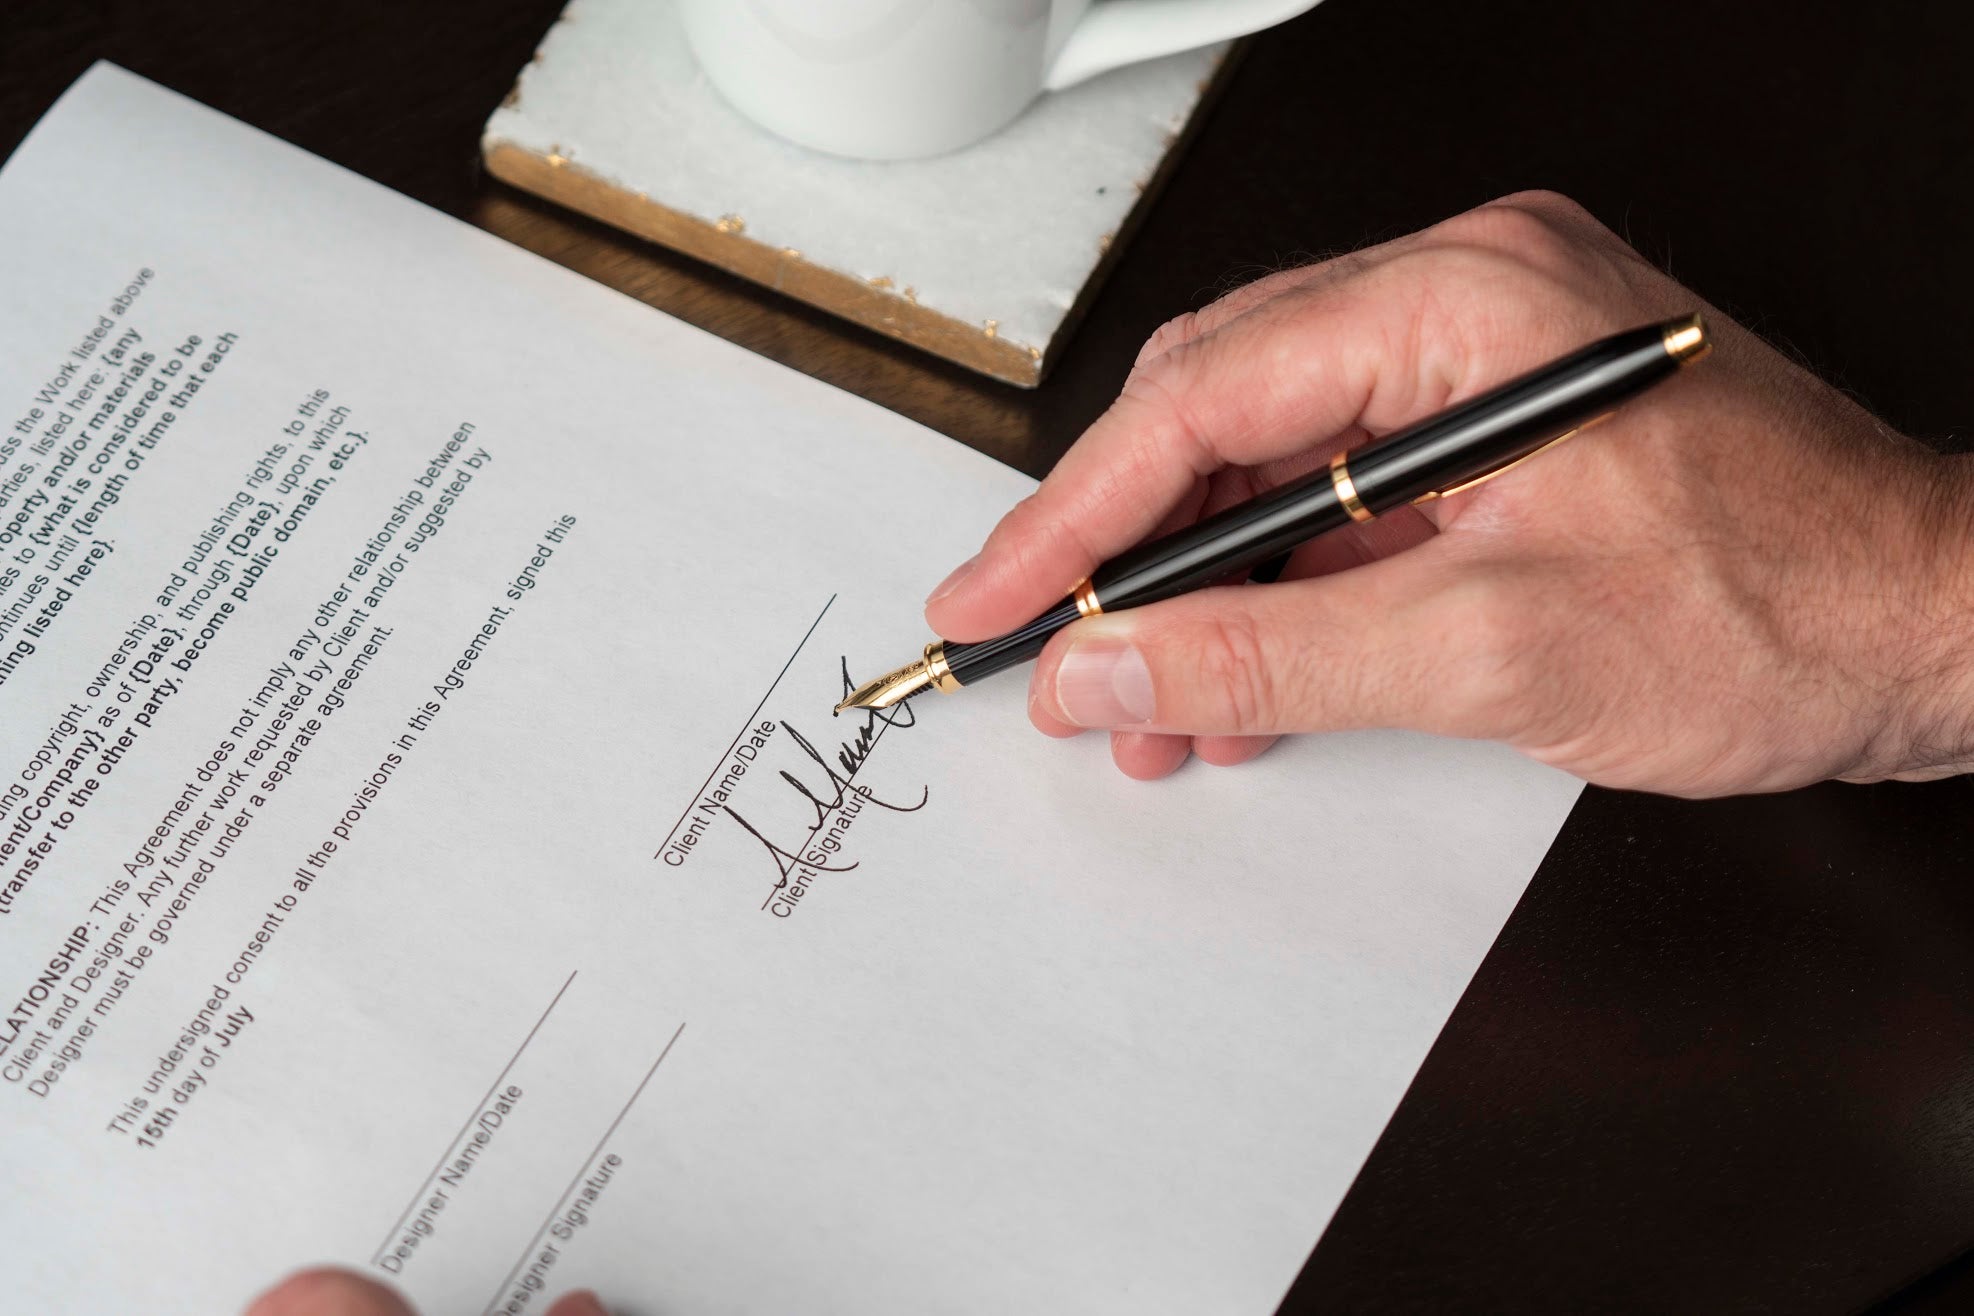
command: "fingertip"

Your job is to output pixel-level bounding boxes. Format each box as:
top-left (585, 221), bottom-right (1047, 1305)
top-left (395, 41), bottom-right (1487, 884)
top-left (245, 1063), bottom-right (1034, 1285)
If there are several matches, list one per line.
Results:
top-left (547, 1290), bottom-right (610, 1316)
top-left (1028, 629), bottom-right (1073, 731)
top-left (922, 554), bottom-right (980, 633)
top-left (1111, 731), bottom-right (1192, 780)
top-left (922, 559), bottom-right (1021, 641)
top-left (924, 594), bottom-right (985, 642)
top-left (245, 1269), bottom-right (414, 1316)
top-left (925, 497), bottom-right (1066, 640)
top-left (1028, 680), bottom-right (1081, 738)
top-left (1193, 734), bottom-right (1279, 768)
top-left (927, 536), bottom-right (1049, 641)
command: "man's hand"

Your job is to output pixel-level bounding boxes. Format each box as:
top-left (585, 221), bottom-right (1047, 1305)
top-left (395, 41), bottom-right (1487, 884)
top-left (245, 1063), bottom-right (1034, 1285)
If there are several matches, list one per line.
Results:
top-left (924, 190), bottom-right (1974, 796)
top-left (246, 1268), bottom-right (606, 1316)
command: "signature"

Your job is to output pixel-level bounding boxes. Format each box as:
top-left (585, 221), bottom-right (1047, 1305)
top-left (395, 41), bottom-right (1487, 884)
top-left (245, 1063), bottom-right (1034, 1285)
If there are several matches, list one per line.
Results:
top-left (721, 659), bottom-right (928, 891)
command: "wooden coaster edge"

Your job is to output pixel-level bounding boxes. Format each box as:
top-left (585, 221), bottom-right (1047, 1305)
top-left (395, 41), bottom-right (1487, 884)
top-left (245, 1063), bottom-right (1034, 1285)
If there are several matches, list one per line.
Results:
top-left (482, 140), bottom-right (1043, 388)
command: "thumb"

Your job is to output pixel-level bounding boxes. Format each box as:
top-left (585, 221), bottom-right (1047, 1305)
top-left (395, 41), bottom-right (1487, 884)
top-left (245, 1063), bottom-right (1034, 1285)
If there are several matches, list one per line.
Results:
top-left (1030, 544), bottom-right (1520, 741)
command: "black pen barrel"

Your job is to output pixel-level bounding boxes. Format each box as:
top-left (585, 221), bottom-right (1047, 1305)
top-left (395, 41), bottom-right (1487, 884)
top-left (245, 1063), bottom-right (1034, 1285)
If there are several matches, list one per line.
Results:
top-left (1348, 323), bottom-right (1676, 510)
top-left (943, 479), bottom-right (1354, 686)
top-left (1091, 471), bottom-right (1355, 610)
top-left (943, 599), bottom-right (1084, 685)
top-left (935, 316), bottom-right (1699, 695)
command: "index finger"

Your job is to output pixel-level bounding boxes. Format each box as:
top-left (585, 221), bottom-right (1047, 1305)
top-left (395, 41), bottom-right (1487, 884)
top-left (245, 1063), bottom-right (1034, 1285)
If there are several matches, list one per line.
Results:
top-left (926, 261), bottom-right (1444, 641)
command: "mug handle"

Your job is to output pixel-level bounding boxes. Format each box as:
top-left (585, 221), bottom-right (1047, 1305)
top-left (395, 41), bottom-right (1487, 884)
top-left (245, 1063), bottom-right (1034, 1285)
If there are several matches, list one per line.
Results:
top-left (1044, 0), bottom-right (1324, 91)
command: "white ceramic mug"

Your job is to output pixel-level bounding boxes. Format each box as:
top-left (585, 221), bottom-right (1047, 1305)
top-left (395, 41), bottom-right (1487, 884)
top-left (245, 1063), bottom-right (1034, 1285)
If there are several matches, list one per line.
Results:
top-left (676, 0), bottom-right (1325, 161)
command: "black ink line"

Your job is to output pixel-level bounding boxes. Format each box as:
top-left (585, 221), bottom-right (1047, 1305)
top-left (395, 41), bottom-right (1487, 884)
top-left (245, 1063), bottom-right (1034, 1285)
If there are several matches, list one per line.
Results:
top-left (370, 970), bottom-right (577, 1266)
top-left (480, 1022), bottom-right (687, 1316)
top-left (654, 596), bottom-right (835, 859)
top-left (756, 714), bottom-right (897, 911)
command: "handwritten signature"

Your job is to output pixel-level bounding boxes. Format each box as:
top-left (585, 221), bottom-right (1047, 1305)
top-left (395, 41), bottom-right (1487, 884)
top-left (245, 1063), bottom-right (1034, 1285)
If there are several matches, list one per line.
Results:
top-left (721, 659), bottom-right (927, 891)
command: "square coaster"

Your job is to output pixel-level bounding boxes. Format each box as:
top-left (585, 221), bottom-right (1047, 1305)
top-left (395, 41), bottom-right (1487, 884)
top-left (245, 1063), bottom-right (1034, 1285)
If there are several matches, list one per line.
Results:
top-left (483, 0), bottom-right (1230, 387)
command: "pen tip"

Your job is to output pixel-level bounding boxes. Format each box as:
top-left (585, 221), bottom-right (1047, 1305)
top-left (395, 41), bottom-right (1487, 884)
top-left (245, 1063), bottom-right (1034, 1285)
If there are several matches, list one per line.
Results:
top-left (834, 687), bottom-right (882, 714)
top-left (837, 656), bottom-right (937, 712)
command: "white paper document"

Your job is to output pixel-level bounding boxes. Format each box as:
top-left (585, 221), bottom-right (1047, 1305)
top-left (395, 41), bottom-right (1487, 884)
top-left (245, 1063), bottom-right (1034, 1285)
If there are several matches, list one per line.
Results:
top-left (0, 66), bottom-right (1583, 1314)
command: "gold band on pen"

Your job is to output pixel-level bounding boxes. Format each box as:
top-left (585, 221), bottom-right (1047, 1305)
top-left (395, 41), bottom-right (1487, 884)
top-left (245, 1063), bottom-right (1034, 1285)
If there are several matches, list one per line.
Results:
top-left (1329, 451), bottom-right (1375, 523)
top-left (924, 641), bottom-right (961, 693)
top-left (1071, 578), bottom-right (1104, 619)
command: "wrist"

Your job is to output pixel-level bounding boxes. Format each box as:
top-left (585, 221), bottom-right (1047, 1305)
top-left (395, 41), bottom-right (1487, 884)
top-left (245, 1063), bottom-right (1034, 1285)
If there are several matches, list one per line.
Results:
top-left (1881, 450), bottom-right (1974, 780)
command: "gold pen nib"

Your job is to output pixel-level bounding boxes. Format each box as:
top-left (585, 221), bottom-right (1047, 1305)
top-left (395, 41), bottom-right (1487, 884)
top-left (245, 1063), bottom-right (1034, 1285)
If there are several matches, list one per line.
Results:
top-left (835, 657), bottom-right (936, 713)
top-left (835, 641), bottom-right (960, 714)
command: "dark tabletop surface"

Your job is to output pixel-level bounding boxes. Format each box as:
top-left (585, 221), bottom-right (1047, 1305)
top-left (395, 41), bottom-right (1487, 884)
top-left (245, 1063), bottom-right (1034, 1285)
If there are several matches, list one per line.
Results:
top-left (7, 1), bottom-right (1974, 1312)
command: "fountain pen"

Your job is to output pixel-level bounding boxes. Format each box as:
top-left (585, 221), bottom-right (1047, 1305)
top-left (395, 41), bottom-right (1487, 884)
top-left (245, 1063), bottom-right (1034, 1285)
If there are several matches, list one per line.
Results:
top-left (837, 313), bottom-right (1711, 714)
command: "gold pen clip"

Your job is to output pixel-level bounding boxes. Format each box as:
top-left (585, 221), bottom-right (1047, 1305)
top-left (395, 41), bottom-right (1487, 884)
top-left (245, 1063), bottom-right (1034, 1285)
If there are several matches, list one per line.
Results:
top-left (1411, 411), bottom-right (1613, 504)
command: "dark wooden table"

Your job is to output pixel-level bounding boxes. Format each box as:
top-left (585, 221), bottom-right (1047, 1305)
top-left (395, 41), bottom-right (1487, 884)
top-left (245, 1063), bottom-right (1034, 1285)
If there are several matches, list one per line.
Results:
top-left (8, 2), bottom-right (1973, 1311)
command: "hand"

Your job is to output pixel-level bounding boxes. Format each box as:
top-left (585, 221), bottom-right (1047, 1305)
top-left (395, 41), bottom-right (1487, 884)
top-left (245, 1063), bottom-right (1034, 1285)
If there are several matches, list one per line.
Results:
top-left (245, 1268), bottom-right (606, 1316)
top-left (925, 191), bottom-right (1974, 796)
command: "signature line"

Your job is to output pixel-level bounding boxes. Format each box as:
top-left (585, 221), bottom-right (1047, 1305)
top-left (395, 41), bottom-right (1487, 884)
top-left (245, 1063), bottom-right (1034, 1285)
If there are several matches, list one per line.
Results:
top-left (653, 595), bottom-right (835, 859)
top-left (757, 712), bottom-right (897, 911)
top-left (479, 1022), bottom-right (687, 1315)
top-left (370, 969), bottom-right (578, 1266)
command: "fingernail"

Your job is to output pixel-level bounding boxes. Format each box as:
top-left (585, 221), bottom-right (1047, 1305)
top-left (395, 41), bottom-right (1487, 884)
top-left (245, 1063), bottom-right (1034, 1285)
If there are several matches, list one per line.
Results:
top-left (925, 555), bottom-right (978, 607)
top-left (551, 1290), bottom-right (610, 1316)
top-left (1055, 637), bottom-right (1155, 727)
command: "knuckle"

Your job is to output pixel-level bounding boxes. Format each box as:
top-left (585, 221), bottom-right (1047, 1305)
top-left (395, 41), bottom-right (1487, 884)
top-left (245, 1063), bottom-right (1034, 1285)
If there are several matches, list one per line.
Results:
top-left (1439, 193), bottom-right (1673, 316)
top-left (1121, 338), bottom-right (1191, 406)
top-left (1187, 608), bottom-right (1280, 734)
top-left (1374, 235), bottom-right (1636, 391)
top-left (1135, 310), bottom-right (1206, 367)
top-left (1490, 187), bottom-right (1598, 229)
top-left (1118, 348), bottom-right (1214, 468)
top-left (1221, 253), bottom-right (1367, 309)
top-left (1370, 243), bottom-right (1531, 323)
top-left (1135, 260), bottom-right (1352, 372)
top-left (1438, 196), bottom-right (1581, 266)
